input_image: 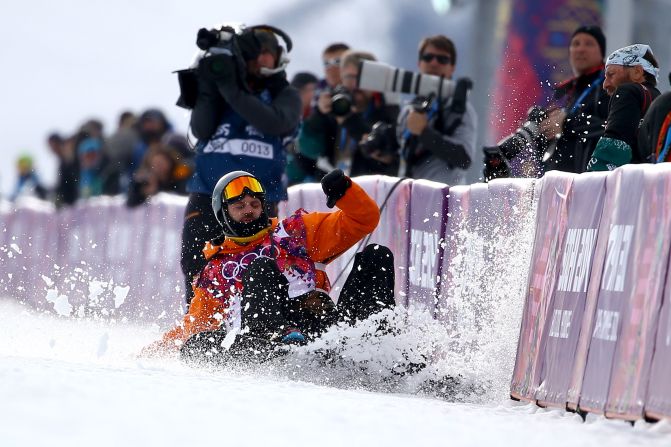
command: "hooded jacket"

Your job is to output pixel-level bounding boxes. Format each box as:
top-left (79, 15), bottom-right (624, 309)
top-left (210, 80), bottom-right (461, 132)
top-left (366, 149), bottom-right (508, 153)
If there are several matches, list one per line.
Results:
top-left (144, 181), bottom-right (379, 353)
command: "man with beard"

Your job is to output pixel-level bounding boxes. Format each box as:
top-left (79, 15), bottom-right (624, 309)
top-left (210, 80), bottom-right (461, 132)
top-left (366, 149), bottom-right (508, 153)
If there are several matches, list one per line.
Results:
top-left (586, 44), bottom-right (661, 171)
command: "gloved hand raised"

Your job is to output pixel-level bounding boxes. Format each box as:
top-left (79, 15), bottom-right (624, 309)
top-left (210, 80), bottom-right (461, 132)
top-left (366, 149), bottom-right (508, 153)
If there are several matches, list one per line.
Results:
top-left (197, 54), bottom-right (237, 86)
top-left (321, 169), bottom-right (352, 208)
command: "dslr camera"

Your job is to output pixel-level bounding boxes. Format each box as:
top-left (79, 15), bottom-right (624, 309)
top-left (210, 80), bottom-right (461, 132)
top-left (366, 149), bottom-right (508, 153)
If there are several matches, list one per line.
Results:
top-left (360, 121), bottom-right (399, 157)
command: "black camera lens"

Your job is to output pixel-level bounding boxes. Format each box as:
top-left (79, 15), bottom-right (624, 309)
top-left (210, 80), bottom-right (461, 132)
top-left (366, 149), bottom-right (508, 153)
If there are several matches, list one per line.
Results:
top-left (330, 86), bottom-right (352, 117)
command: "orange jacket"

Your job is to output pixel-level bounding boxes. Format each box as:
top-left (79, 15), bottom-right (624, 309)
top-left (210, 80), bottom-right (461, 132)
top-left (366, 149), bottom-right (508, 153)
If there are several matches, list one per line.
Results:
top-left (142, 181), bottom-right (379, 355)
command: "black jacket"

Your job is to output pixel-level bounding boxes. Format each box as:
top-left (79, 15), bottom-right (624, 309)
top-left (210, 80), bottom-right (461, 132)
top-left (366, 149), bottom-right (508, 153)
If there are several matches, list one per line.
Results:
top-left (190, 72), bottom-right (301, 141)
top-left (301, 92), bottom-right (399, 177)
top-left (544, 67), bottom-right (610, 173)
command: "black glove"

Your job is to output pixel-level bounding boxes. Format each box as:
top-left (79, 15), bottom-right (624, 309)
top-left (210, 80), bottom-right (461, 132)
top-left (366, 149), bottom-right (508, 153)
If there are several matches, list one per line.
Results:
top-left (321, 169), bottom-right (352, 208)
top-left (197, 54), bottom-right (237, 85)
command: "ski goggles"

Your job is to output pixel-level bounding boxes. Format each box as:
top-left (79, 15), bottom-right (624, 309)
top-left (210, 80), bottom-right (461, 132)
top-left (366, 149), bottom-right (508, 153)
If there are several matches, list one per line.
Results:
top-left (223, 176), bottom-right (265, 201)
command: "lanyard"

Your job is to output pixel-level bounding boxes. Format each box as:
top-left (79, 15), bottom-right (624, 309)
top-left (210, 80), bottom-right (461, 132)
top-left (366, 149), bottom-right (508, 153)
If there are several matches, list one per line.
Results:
top-left (569, 73), bottom-right (604, 115)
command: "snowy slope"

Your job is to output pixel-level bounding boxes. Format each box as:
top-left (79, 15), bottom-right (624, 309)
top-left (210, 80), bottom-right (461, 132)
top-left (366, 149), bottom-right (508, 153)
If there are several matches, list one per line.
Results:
top-left (2, 299), bottom-right (670, 447)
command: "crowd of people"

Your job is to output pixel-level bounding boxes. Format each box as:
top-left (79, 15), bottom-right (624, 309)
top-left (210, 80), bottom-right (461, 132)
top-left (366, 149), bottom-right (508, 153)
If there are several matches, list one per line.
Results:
top-left (10, 109), bottom-right (194, 207)
top-left (12, 24), bottom-right (671, 209)
top-left (7, 22), bottom-right (671, 353)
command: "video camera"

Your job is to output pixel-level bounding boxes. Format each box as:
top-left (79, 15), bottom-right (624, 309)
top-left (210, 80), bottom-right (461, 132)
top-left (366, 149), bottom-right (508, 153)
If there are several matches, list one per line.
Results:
top-left (482, 106), bottom-right (549, 182)
top-left (175, 24), bottom-right (292, 110)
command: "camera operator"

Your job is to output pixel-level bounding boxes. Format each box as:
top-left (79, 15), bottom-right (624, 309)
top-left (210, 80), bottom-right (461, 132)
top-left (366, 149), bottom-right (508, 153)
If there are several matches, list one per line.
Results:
top-left (179, 24), bottom-right (302, 305)
top-left (484, 26), bottom-right (610, 180)
top-left (297, 50), bottom-right (400, 178)
top-left (397, 35), bottom-right (476, 185)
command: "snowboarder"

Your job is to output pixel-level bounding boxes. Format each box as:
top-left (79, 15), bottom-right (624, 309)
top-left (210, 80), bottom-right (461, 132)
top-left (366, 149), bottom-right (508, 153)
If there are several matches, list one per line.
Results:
top-left (141, 169), bottom-right (395, 356)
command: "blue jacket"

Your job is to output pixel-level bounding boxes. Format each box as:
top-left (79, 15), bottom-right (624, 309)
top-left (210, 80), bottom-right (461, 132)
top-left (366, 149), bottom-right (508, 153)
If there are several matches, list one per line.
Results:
top-left (188, 74), bottom-right (302, 202)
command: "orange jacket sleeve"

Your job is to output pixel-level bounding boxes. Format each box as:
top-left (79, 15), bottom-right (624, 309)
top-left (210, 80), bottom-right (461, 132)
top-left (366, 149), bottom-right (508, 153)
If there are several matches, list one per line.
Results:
top-left (141, 287), bottom-right (226, 355)
top-left (302, 181), bottom-right (380, 264)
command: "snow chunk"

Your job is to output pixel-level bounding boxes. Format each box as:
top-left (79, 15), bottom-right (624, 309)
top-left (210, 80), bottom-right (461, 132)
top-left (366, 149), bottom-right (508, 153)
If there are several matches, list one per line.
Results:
top-left (113, 285), bottom-right (130, 308)
top-left (45, 289), bottom-right (73, 316)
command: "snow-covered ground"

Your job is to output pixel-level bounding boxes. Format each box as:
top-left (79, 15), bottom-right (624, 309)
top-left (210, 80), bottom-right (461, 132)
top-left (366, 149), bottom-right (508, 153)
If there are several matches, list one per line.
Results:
top-left (1, 299), bottom-right (670, 447)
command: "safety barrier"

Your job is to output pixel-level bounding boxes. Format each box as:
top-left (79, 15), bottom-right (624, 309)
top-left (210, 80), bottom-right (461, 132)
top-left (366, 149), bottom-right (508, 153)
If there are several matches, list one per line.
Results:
top-left (2, 166), bottom-right (670, 421)
top-left (511, 164), bottom-right (671, 422)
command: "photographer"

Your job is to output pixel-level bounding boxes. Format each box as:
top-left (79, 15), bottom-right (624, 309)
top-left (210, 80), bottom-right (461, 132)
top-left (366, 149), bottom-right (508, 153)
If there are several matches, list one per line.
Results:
top-left (397, 35), bottom-right (476, 185)
top-left (297, 50), bottom-right (400, 178)
top-left (485, 26), bottom-right (610, 179)
top-left (179, 24), bottom-right (302, 305)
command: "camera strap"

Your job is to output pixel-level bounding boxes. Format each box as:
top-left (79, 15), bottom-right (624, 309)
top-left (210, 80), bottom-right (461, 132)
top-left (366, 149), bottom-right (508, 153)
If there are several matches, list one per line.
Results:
top-left (442, 77), bottom-right (472, 136)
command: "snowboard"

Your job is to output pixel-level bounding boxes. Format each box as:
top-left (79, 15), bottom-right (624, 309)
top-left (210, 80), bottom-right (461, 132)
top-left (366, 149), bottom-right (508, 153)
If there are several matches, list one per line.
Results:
top-left (180, 330), bottom-right (287, 366)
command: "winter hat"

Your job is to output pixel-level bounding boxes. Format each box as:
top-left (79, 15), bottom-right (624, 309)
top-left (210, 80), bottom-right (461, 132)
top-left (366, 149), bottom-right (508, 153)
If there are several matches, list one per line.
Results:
top-left (572, 25), bottom-right (606, 58)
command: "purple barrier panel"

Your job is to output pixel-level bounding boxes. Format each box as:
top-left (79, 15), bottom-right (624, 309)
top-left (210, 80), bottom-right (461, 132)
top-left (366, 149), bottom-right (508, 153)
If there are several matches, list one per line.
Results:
top-left (510, 171), bottom-right (574, 401)
top-left (406, 179), bottom-right (449, 312)
top-left (129, 194), bottom-right (186, 324)
top-left (646, 178), bottom-right (671, 420)
top-left (106, 201), bottom-right (156, 321)
top-left (604, 164), bottom-right (671, 419)
top-left (534, 172), bottom-right (608, 407)
top-left (2, 199), bottom-right (58, 308)
top-left (436, 182), bottom-right (499, 328)
top-left (436, 184), bottom-right (469, 326)
top-left (366, 176), bottom-right (412, 307)
top-left (576, 166), bottom-right (649, 415)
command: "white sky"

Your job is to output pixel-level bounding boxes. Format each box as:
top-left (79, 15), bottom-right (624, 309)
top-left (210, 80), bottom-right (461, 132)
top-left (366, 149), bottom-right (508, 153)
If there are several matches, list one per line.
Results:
top-left (0, 0), bottom-right (399, 196)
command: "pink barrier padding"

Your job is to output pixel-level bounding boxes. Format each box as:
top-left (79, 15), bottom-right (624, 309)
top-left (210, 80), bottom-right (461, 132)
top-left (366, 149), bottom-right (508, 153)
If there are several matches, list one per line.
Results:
top-left (646, 212), bottom-right (671, 420)
top-left (575, 165), bottom-right (665, 416)
top-left (0, 195), bottom-right (187, 325)
top-left (604, 164), bottom-right (671, 419)
top-left (534, 172), bottom-right (608, 407)
top-left (510, 171), bottom-right (574, 401)
top-left (435, 184), bottom-right (469, 325)
top-left (406, 179), bottom-right (449, 312)
top-left (0, 199), bottom-right (57, 307)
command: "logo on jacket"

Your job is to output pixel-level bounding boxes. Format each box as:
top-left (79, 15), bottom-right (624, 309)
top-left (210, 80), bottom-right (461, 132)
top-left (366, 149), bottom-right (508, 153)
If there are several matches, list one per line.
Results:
top-left (221, 245), bottom-right (281, 280)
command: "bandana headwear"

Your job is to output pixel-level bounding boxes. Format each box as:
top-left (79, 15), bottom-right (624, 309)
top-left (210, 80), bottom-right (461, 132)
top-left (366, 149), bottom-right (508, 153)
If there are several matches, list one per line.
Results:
top-left (606, 44), bottom-right (659, 80)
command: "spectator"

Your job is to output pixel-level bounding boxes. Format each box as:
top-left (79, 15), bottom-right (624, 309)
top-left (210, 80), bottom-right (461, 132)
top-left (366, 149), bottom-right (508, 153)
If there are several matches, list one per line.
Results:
top-left (291, 71), bottom-right (319, 118)
top-left (298, 50), bottom-right (400, 179)
top-left (586, 44), bottom-right (661, 171)
top-left (540, 25), bottom-right (611, 173)
top-left (47, 132), bottom-right (79, 207)
top-left (319, 42), bottom-right (350, 92)
top-left (11, 154), bottom-right (47, 201)
top-left (106, 110), bottom-right (140, 191)
top-left (181, 25), bottom-right (301, 305)
top-left (397, 35), bottom-right (476, 185)
top-left (286, 71), bottom-right (319, 185)
top-left (130, 109), bottom-right (172, 176)
top-left (76, 136), bottom-right (119, 199)
top-left (641, 91), bottom-right (671, 163)
top-left (126, 145), bottom-right (189, 207)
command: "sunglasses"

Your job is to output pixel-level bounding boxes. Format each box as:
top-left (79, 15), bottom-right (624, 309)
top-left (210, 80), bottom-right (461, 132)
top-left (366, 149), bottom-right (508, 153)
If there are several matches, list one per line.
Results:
top-left (323, 57), bottom-right (341, 67)
top-left (419, 53), bottom-right (452, 65)
top-left (223, 176), bottom-right (265, 201)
